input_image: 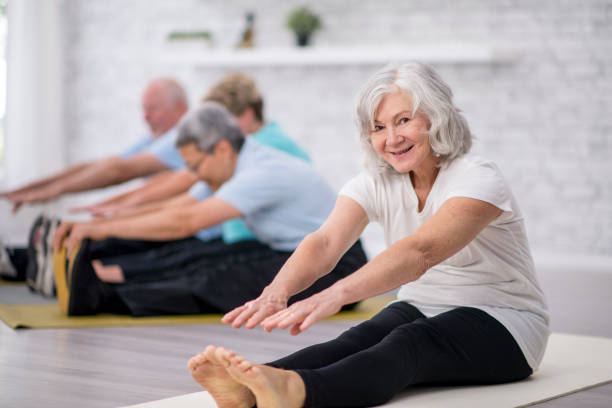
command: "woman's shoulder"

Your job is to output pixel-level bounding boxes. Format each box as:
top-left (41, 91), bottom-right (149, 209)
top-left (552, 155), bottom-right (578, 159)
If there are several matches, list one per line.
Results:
top-left (446, 152), bottom-right (497, 169)
top-left (443, 153), bottom-right (505, 181)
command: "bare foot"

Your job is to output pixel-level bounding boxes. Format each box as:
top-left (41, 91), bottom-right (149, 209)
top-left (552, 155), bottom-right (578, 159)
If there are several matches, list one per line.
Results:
top-left (92, 260), bottom-right (125, 283)
top-left (218, 348), bottom-right (306, 408)
top-left (188, 345), bottom-right (255, 408)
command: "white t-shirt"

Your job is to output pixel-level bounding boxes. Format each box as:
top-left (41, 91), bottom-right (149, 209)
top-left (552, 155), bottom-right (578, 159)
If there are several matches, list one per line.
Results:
top-left (339, 154), bottom-right (550, 370)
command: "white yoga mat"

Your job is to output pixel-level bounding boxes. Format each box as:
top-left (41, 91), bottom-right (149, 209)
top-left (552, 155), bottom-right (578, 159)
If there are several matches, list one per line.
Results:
top-left (123, 333), bottom-right (612, 408)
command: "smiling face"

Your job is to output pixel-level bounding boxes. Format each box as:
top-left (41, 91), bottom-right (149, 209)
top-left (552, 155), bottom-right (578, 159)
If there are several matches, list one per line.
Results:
top-left (370, 91), bottom-right (436, 175)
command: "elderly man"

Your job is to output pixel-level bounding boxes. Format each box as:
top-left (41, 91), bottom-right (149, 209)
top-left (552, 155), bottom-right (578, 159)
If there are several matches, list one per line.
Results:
top-left (53, 102), bottom-right (367, 317)
top-left (0, 78), bottom-right (203, 294)
top-left (1, 78), bottom-right (194, 210)
top-left (79, 72), bottom-right (309, 223)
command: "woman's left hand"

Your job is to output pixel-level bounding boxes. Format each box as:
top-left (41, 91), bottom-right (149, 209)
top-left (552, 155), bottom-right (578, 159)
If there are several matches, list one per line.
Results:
top-left (260, 288), bottom-right (344, 335)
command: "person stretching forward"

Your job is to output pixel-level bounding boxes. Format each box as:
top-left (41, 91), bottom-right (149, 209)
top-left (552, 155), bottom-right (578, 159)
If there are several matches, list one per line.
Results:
top-left (187, 62), bottom-right (550, 407)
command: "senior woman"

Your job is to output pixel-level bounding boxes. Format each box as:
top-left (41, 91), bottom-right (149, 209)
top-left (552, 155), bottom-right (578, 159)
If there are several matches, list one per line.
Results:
top-left (188, 62), bottom-right (550, 408)
top-left (53, 102), bottom-right (367, 316)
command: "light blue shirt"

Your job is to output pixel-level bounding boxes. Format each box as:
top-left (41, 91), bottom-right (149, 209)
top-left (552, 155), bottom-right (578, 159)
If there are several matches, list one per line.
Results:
top-left (190, 139), bottom-right (335, 251)
top-left (187, 181), bottom-right (222, 241)
top-left (124, 127), bottom-right (217, 241)
top-left (121, 135), bottom-right (154, 158)
top-left (147, 127), bottom-right (186, 170)
top-left (121, 127), bottom-right (185, 170)
top-left (222, 122), bottom-right (311, 243)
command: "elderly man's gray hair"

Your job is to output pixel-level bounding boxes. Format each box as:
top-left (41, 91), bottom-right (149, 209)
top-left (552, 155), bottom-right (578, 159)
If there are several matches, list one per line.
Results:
top-left (356, 61), bottom-right (472, 174)
top-left (176, 101), bottom-right (244, 152)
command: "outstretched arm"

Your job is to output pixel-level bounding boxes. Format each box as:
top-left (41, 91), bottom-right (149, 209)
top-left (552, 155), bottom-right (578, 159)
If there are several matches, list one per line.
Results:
top-left (47, 152), bottom-right (168, 195)
top-left (4, 153), bottom-right (169, 209)
top-left (234, 196), bottom-right (503, 335)
top-left (55, 196), bottom-right (241, 255)
top-left (1, 162), bottom-right (92, 212)
top-left (223, 196), bottom-right (369, 329)
top-left (71, 169), bottom-right (198, 216)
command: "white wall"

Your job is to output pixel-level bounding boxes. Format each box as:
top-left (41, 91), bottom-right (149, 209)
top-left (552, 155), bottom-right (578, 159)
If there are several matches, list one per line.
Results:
top-left (1, 0), bottom-right (611, 259)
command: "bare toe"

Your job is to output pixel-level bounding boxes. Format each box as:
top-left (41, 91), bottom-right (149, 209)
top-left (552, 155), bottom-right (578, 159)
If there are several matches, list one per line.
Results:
top-left (188, 345), bottom-right (255, 408)
top-left (225, 352), bottom-right (305, 408)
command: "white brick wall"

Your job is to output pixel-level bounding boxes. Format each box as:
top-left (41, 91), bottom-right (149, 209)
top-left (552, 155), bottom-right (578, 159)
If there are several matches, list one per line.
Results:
top-left (4, 0), bottom-right (611, 257)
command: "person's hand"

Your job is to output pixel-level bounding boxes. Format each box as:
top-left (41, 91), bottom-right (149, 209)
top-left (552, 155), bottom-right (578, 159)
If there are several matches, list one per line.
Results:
top-left (260, 289), bottom-right (344, 335)
top-left (87, 203), bottom-right (128, 218)
top-left (3, 191), bottom-right (26, 213)
top-left (222, 287), bottom-right (289, 329)
top-left (53, 222), bottom-right (106, 257)
top-left (53, 221), bottom-right (76, 252)
top-left (9, 199), bottom-right (24, 214)
top-left (10, 185), bottom-right (62, 209)
top-left (69, 203), bottom-right (117, 218)
top-left (0, 188), bottom-right (19, 200)
top-left (68, 204), bottom-right (96, 214)
top-left (62, 223), bottom-right (106, 257)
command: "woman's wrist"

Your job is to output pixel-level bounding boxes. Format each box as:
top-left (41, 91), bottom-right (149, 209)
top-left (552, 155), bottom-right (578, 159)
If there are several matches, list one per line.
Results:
top-left (262, 283), bottom-right (291, 304)
top-left (329, 279), bottom-right (357, 307)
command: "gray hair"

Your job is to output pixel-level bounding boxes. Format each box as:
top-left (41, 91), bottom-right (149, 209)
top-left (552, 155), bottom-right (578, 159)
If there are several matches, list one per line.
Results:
top-left (356, 61), bottom-right (472, 174)
top-left (176, 101), bottom-right (244, 152)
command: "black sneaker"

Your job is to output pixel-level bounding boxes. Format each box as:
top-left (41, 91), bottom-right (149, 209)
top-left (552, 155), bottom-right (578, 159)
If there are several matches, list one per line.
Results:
top-left (25, 214), bottom-right (46, 292)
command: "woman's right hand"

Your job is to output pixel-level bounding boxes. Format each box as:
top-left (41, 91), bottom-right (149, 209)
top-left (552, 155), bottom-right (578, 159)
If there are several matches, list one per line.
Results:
top-left (222, 287), bottom-right (289, 329)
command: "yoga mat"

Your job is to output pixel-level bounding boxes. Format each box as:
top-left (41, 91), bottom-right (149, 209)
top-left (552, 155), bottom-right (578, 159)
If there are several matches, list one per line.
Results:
top-left (121, 333), bottom-right (612, 408)
top-left (0, 289), bottom-right (391, 329)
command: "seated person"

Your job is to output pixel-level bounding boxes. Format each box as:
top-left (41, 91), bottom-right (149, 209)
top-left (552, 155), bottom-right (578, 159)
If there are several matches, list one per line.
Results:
top-left (15, 72), bottom-right (310, 294)
top-left (1, 78), bottom-right (196, 213)
top-left (76, 71), bottom-right (309, 221)
top-left (53, 102), bottom-right (367, 316)
top-left (1, 78), bottom-right (198, 293)
top-left (190, 62), bottom-right (550, 408)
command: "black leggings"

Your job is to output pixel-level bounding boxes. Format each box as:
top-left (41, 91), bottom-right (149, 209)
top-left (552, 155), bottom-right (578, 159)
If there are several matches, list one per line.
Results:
top-left (269, 302), bottom-right (532, 407)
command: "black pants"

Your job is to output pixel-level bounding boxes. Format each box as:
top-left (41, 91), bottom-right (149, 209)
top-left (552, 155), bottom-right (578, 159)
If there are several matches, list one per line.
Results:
top-left (93, 237), bottom-right (237, 282)
top-left (90, 238), bottom-right (367, 317)
top-left (269, 302), bottom-right (532, 408)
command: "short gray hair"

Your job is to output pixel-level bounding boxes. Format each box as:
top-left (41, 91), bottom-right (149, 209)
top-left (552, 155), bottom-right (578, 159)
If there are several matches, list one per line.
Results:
top-left (176, 101), bottom-right (244, 152)
top-left (356, 61), bottom-right (472, 174)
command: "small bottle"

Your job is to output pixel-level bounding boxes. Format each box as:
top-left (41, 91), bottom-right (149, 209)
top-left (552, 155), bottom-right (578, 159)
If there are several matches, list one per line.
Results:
top-left (237, 12), bottom-right (255, 48)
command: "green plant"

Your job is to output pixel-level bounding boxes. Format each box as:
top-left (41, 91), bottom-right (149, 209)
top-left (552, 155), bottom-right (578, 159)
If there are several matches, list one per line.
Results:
top-left (286, 7), bottom-right (321, 36)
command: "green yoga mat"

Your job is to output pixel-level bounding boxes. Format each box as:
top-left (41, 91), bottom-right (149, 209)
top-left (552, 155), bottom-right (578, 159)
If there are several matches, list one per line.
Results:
top-left (0, 286), bottom-right (391, 329)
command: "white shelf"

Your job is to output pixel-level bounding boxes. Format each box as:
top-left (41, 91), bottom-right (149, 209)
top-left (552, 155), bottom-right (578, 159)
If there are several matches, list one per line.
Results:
top-left (163, 45), bottom-right (515, 68)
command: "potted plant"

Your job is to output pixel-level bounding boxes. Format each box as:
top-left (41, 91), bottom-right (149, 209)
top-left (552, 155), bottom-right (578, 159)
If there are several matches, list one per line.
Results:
top-left (286, 7), bottom-right (321, 47)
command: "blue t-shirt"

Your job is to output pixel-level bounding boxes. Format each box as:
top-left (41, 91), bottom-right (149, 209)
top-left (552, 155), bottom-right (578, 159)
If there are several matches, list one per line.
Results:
top-left (252, 122), bottom-right (310, 162)
top-left (120, 128), bottom-right (186, 169)
top-left (121, 128), bottom-right (185, 169)
top-left (146, 127), bottom-right (186, 170)
top-left (189, 181), bottom-right (222, 241)
top-left (121, 135), bottom-right (154, 158)
top-left (222, 122), bottom-right (311, 243)
top-left (190, 139), bottom-right (335, 251)
top-left (123, 129), bottom-right (219, 241)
